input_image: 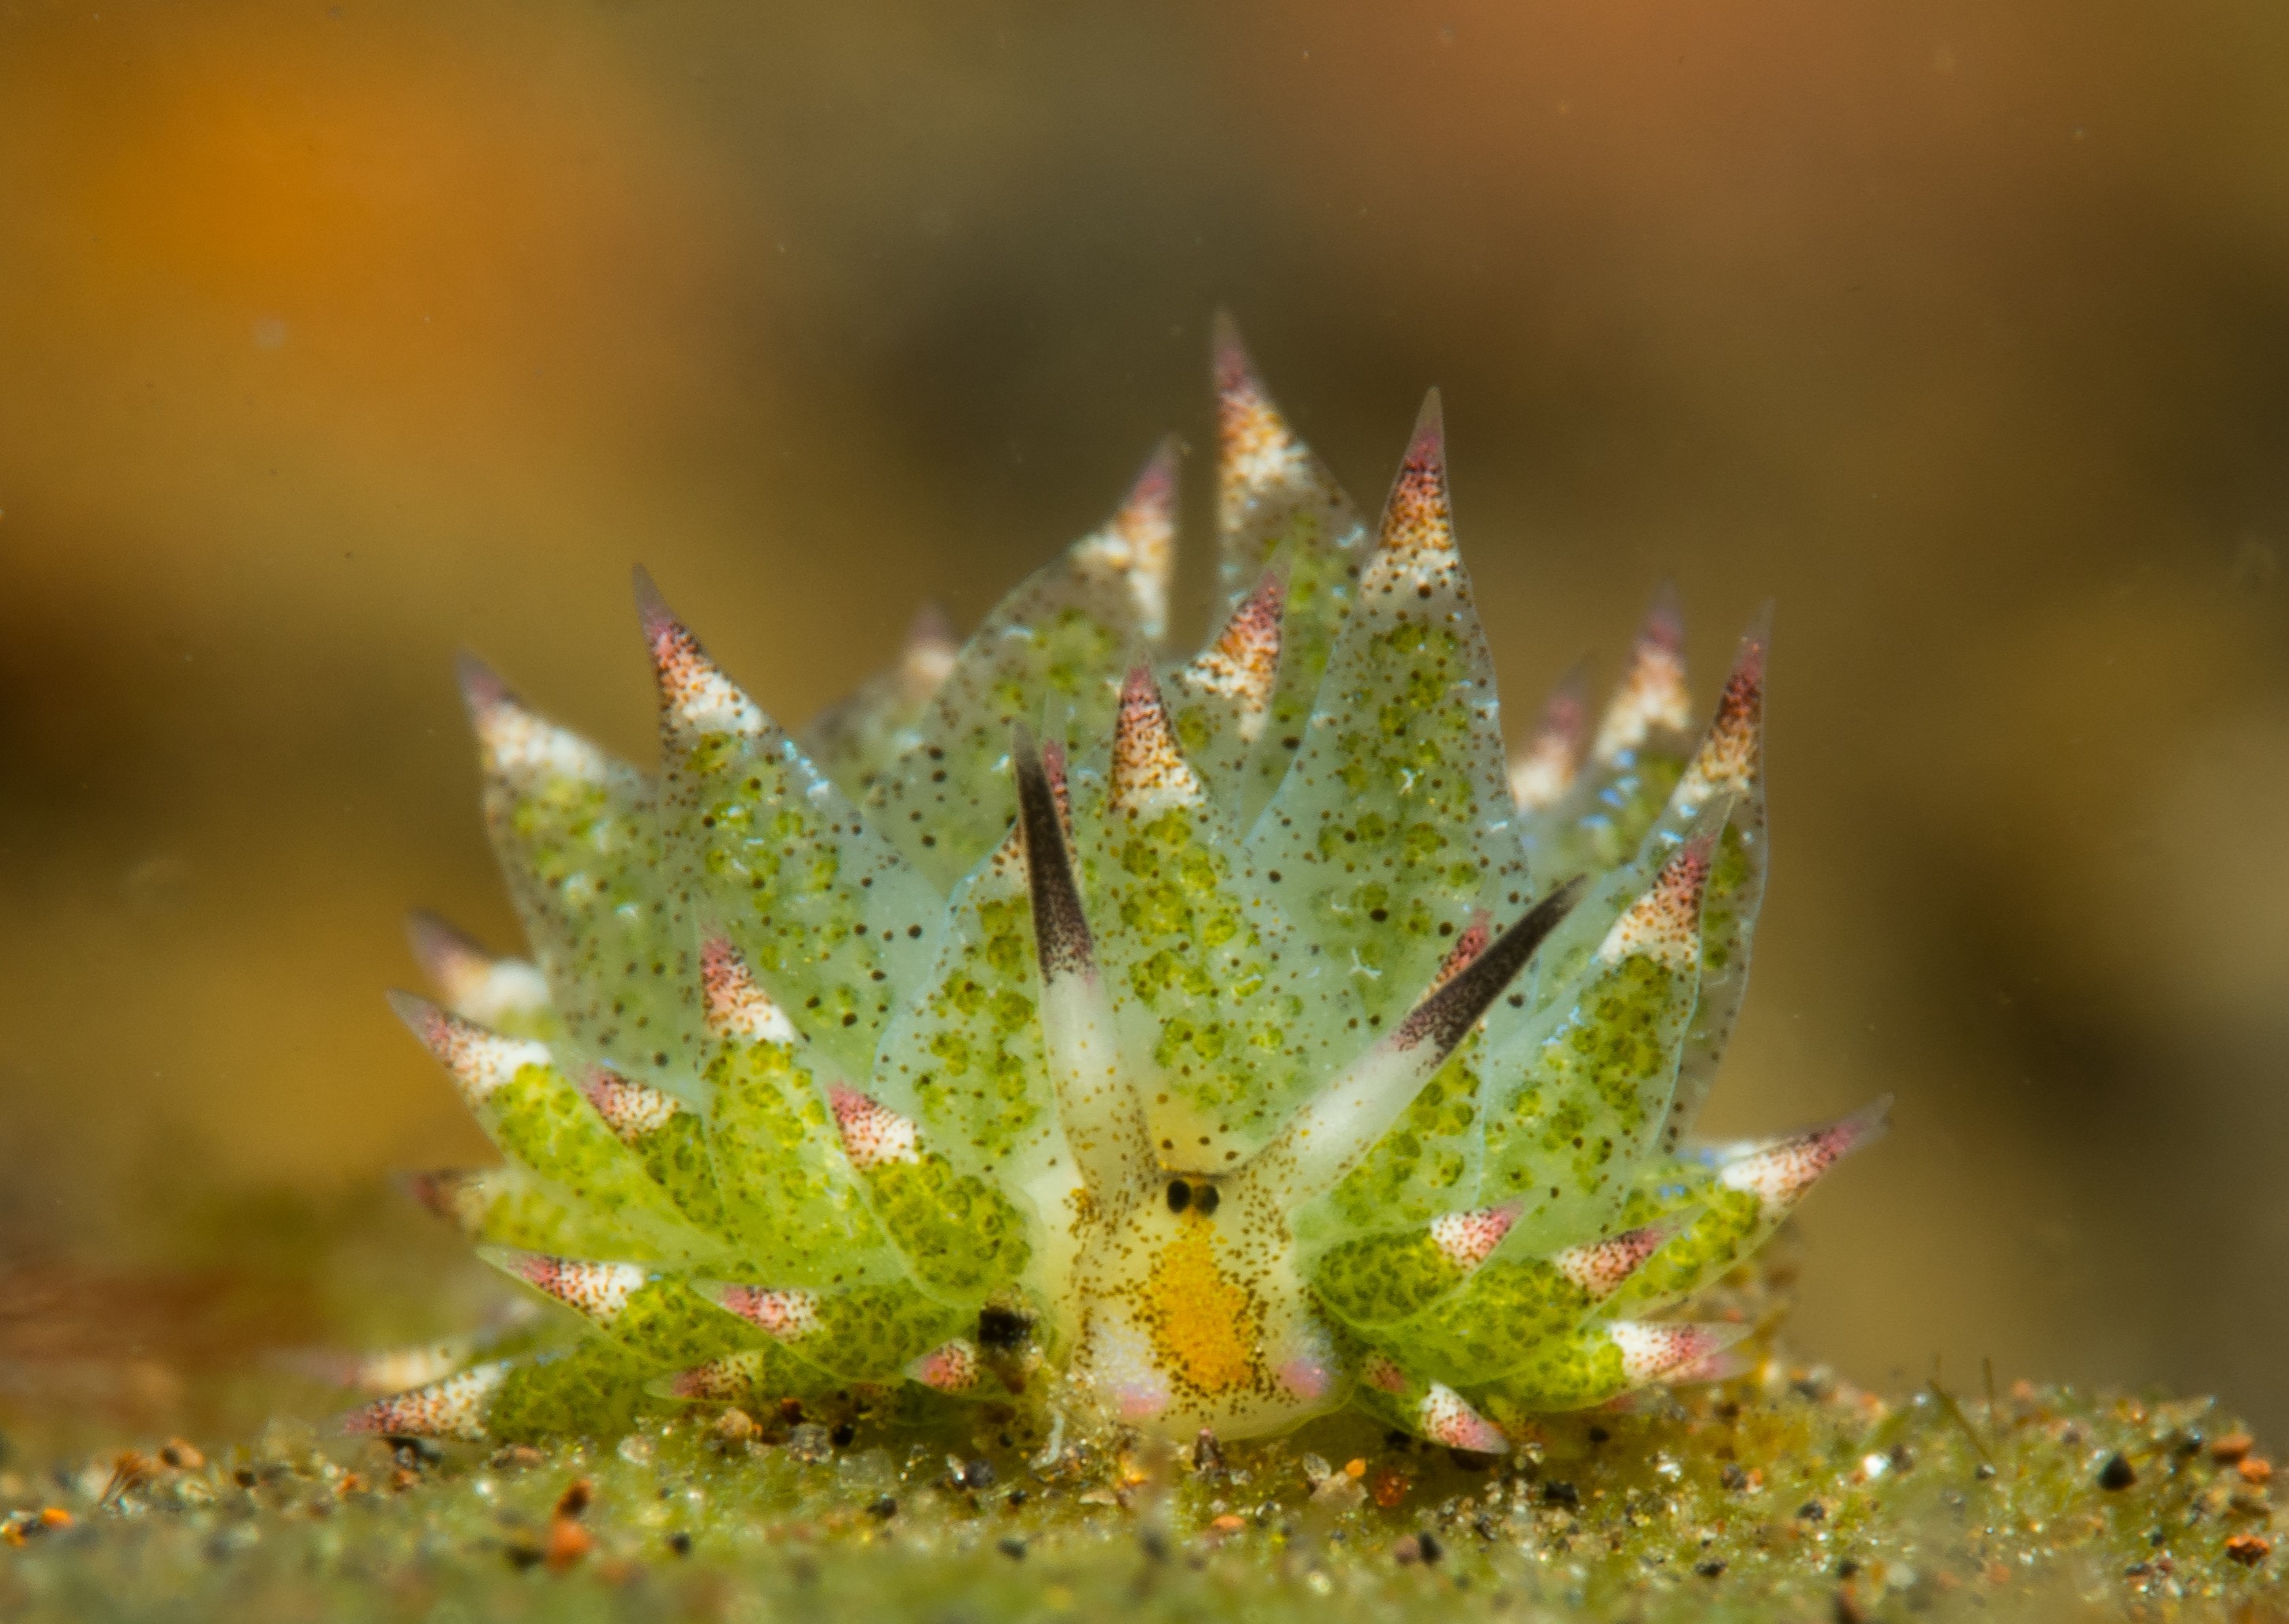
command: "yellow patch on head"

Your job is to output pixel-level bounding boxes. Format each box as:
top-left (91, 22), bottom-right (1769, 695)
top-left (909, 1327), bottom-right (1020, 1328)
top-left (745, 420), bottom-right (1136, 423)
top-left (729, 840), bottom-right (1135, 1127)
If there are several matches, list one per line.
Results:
top-left (1137, 1226), bottom-right (1262, 1396)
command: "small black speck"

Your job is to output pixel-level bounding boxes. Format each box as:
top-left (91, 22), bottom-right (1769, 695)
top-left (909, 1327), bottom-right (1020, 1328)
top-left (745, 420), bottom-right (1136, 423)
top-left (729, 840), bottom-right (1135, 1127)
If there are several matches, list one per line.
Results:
top-left (841, 1012), bottom-right (858, 1027)
top-left (1720, 1463), bottom-right (1748, 1491)
top-left (668, 1530), bottom-right (693, 1555)
top-left (1006, 1489), bottom-right (1028, 1508)
top-left (1416, 1531), bottom-right (1444, 1563)
top-left (1837, 1559), bottom-right (1860, 1579)
top-left (1796, 1501), bottom-right (1825, 1521)
top-left (1268, 870), bottom-right (1282, 882)
top-left (1695, 1559), bottom-right (1726, 1579)
top-left (867, 1496), bottom-right (897, 1520)
top-left (1369, 907), bottom-right (1388, 922)
top-left (1543, 1481), bottom-right (1579, 1507)
top-left (1196, 1183), bottom-right (1220, 1215)
top-left (961, 1457), bottom-right (998, 1490)
top-left (2098, 1454), bottom-right (2137, 1491)
top-left (908, 925), bottom-right (923, 937)
top-left (1167, 1180), bottom-right (1191, 1213)
top-left (998, 1536), bottom-right (1027, 1561)
top-left (830, 1422), bottom-right (855, 1448)
top-left (1282, 736), bottom-right (1300, 750)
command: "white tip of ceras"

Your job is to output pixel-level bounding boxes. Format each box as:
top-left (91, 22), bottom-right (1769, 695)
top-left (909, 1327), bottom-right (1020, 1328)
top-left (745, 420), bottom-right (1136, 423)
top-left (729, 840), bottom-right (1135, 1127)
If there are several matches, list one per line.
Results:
top-left (1072, 439), bottom-right (1178, 641)
top-left (899, 601), bottom-right (960, 703)
top-left (653, 1349), bottom-right (776, 1403)
top-left (1108, 665), bottom-right (1204, 815)
top-left (1717, 1095), bottom-right (1893, 1218)
top-left (1427, 1201), bottom-right (1519, 1270)
top-left (456, 652), bottom-right (614, 782)
top-left (1606, 1319), bottom-right (1752, 1385)
top-left (1183, 571), bottom-right (1285, 742)
top-left (1594, 825), bottom-right (1718, 973)
top-left (480, 1248), bottom-right (646, 1324)
top-left (387, 991), bottom-right (551, 1106)
top-left (699, 937), bottom-right (800, 1045)
top-left (1590, 584), bottom-right (1692, 767)
top-left (633, 567), bottom-right (766, 738)
top-left (1549, 1219), bottom-right (1680, 1300)
top-left (905, 1338), bottom-right (982, 1394)
top-left (1673, 610), bottom-right (1770, 815)
top-left (703, 1284), bottom-right (821, 1343)
top-left (1419, 1382), bottom-right (1508, 1454)
top-left (335, 1360), bottom-right (510, 1442)
top-left (405, 912), bottom-right (552, 1029)
top-left (1508, 661), bottom-right (1590, 812)
top-left (579, 1068), bottom-right (681, 1142)
top-left (827, 1085), bottom-right (920, 1169)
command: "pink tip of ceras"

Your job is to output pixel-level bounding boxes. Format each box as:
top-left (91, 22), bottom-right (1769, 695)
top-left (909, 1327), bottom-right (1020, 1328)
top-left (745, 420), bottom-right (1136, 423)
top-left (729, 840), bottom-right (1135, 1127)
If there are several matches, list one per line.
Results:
top-left (1639, 580), bottom-right (1687, 656)
top-left (630, 564), bottom-right (680, 649)
top-left (1665, 829), bottom-right (1718, 907)
top-left (661, 1366), bottom-right (718, 1401)
top-left (1428, 1201), bottom-right (1518, 1270)
top-left (1420, 1383), bottom-right (1508, 1454)
top-left (1426, 911), bottom-right (1493, 996)
top-left (906, 600), bottom-right (956, 657)
top-left (396, 1168), bottom-right (469, 1223)
top-left (1278, 1347), bottom-right (1336, 1401)
top-left (1361, 1354), bottom-right (1410, 1396)
top-left (827, 1084), bottom-right (918, 1169)
top-left (907, 1339), bottom-right (980, 1394)
top-left (700, 936), bottom-right (796, 1043)
top-left (1542, 661), bottom-right (1590, 741)
top-left (384, 988), bottom-right (454, 1053)
top-left (1719, 1095), bottom-right (1892, 1214)
top-left (1236, 570), bottom-right (1286, 633)
top-left (1552, 1221), bottom-right (1672, 1299)
top-left (495, 1250), bottom-right (579, 1300)
top-left (1039, 736), bottom-right (1073, 829)
top-left (1714, 620), bottom-right (1770, 725)
top-left (1120, 663), bottom-right (1159, 714)
top-left (1610, 1319), bottom-right (1750, 1384)
top-left (405, 910), bottom-right (487, 986)
top-left (453, 649), bottom-right (515, 717)
top-left (334, 1362), bottom-right (506, 1443)
top-left (1405, 387), bottom-right (1446, 472)
top-left (1211, 309), bottom-right (1262, 400)
top-left (1124, 437), bottom-right (1180, 524)
top-left (714, 1285), bottom-right (818, 1342)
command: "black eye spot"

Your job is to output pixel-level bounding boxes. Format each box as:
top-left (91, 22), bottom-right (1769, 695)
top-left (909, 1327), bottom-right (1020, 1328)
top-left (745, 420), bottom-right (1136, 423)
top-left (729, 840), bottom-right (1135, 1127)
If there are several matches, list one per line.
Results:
top-left (976, 1305), bottom-right (1030, 1349)
top-left (1195, 1183), bottom-right (1221, 1217)
top-left (1166, 1181), bottom-right (1191, 1214)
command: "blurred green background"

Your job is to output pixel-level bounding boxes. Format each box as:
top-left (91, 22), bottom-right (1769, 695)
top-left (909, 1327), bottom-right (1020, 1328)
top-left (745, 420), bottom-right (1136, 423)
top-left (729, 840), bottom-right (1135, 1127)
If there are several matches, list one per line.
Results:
top-left (3, 1), bottom-right (2287, 1449)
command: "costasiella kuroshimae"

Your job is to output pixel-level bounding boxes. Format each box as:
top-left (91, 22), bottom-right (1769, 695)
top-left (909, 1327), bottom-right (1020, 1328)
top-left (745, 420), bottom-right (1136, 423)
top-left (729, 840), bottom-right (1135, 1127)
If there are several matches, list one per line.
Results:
top-left (339, 317), bottom-right (1886, 1454)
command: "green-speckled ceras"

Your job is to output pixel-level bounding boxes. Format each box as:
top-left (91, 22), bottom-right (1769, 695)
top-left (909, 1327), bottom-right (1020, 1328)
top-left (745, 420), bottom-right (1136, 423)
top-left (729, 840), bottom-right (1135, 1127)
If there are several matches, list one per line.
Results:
top-left (342, 316), bottom-right (1886, 1454)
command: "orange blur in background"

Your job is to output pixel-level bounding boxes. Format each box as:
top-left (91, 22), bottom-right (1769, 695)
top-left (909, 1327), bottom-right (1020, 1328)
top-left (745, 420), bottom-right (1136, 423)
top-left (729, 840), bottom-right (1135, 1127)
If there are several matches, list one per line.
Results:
top-left (2, 2), bottom-right (2287, 1449)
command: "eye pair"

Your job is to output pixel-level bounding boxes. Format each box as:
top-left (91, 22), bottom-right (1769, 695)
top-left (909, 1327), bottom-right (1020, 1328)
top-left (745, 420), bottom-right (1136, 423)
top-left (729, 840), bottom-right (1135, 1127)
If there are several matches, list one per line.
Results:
top-left (1166, 1179), bottom-right (1220, 1216)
